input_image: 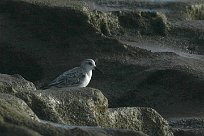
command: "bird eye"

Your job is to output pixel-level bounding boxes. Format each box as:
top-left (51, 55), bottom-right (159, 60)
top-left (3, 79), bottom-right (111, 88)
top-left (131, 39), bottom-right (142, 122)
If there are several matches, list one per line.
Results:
top-left (88, 62), bottom-right (92, 65)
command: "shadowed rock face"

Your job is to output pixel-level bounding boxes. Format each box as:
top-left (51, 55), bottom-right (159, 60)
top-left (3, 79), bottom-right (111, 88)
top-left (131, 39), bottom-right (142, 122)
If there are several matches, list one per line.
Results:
top-left (0, 73), bottom-right (173, 136)
top-left (0, 46), bottom-right (43, 81)
top-left (0, 0), bottom-right (169, 83)
top-left (116, 69), bottom-right (204, 109)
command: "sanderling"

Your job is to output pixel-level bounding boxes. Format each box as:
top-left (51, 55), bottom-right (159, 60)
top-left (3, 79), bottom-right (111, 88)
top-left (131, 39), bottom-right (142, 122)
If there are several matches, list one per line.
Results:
top-left (44, 59), bottom-right (101, 88)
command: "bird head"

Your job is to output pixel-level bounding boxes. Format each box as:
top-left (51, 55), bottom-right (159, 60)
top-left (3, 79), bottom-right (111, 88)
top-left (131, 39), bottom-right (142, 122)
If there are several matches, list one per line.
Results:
top-left (81, 59), bottom-right (102, 73)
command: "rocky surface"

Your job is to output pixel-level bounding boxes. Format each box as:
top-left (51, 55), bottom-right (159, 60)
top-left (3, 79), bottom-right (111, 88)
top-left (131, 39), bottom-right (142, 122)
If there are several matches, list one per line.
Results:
top-left (0, 0), bottom-right (204, 135)
top-left (0, 73), bottom-right (173, 136)
top-left (169, 117), bottom-right (204, 136)
top-left (0, 92), bottom-right (147, 136)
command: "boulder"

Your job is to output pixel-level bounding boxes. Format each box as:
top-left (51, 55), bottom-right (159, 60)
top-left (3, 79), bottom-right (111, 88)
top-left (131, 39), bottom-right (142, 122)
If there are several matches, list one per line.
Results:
top-left (0, 93), bottom-right (39, 123)
top-left (0, 74), bottom-right (36, 94)
top-left (0, 91), bottom-right (147, 136)
top-left (35, 87), bottom-right (109, 125)
top-left (107, 107), bottom-right (173, 136)
top-left (0, 73), bottom-right (173, 136)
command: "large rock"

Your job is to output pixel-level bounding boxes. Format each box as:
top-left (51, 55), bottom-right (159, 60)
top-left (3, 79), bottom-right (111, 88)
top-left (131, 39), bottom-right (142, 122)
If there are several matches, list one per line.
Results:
top-left (108, 107), bottom-right (173, 136)
top-left (0, 74), bottom-right (36, 93)
top-left (0, 93), bottom-right (147, 136)
top-left (0, 93), bottom-right (41, 136)
top-left (0, 0), bottom-right (168, 86)
top-left (0, 73), bottom-right (173, 136)
top-left (0, 93), bottom-right (39, 123)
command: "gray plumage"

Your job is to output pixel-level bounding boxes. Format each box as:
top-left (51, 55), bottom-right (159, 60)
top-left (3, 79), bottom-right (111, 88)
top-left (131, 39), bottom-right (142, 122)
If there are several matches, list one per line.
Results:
top-left (46, 59), bottom-right (98, 88)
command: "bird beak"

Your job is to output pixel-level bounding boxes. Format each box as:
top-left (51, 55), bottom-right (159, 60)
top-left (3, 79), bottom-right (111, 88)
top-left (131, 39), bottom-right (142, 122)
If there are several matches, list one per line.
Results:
top-left (94, 67), bottom-right (103, 74)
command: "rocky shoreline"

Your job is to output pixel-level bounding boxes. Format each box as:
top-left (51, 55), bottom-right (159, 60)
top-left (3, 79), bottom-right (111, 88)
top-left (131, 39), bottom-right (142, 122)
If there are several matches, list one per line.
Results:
top-left (0, 73), bottom-right (173, 136)
top-left (0, 0), bottom-right (204, 135)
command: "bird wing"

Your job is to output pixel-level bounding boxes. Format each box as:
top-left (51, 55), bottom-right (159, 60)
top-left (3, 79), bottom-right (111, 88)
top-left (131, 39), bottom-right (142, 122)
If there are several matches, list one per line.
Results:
top-left (48, 67), bottom-right (84, 87)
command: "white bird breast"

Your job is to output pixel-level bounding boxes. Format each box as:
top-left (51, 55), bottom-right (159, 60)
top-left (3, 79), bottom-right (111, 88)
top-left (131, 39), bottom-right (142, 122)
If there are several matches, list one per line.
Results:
top-left (80, 71), bottom-right (92, 87)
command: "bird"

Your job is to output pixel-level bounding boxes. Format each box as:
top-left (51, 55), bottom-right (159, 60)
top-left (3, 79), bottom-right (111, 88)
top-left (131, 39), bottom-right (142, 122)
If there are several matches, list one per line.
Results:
top-left (43, 59), bottom-right (101, 89)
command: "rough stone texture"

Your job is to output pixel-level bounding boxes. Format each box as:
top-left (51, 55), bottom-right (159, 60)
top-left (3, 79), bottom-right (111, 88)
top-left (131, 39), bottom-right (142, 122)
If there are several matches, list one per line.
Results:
top-left (0, 93), bottom-right (39, 123)
top-left (169, 117), bottom-right (204, 136)
top-left (108, 107), bottom-right (173, 136)
top-left (173, 128), bottom-right (204, 136)
top-left (184, 4), bottom-right (204, 20)
top-left (1, 0), bottom-right (204, 135)
top-left (0, 73), bottom-right (173, 136)
top-left (0, 74), bottom-right (36, 94)
top-left (0, 91), bottom-right (147, 136)
top-left (115, 11), bottom-right (169, 36)
top-left (0, 122), bottom-right (42, 136)
top-left (38, 87), bottom-right (108, 125)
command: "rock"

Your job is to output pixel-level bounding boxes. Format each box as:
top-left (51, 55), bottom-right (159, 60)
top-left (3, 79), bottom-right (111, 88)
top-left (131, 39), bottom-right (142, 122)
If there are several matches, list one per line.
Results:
top-left (20, 87), bottom-right (174, 136)
top-left (169, 117), bottom-right (204, 136)
top-left (0, 0), bottom-right (132, 84)
top-left (0, 73), bottom-right (36, 94)
top-left (107, 107), bottom-right (173, 136)
top-left (115, 69), bottom-right (204, 111)
top-left (36, 87), bottom-right (109, 125)
top-left (0, 91), bottom-right (147, 136)
top-left (173, 128), bottom-right (204, 136)
top-left (185, 4), bottom-right (204, 20)
top-left (0, 93), bottom-right (39, 123)
top-left (115, 11), bottom-right (169, 36)
top-left (0, 73), bottom-right (173, 136)
top-left (0, 0), bottom-right (169, 86)
top-left (0, 122), bottom-right (42, 136)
